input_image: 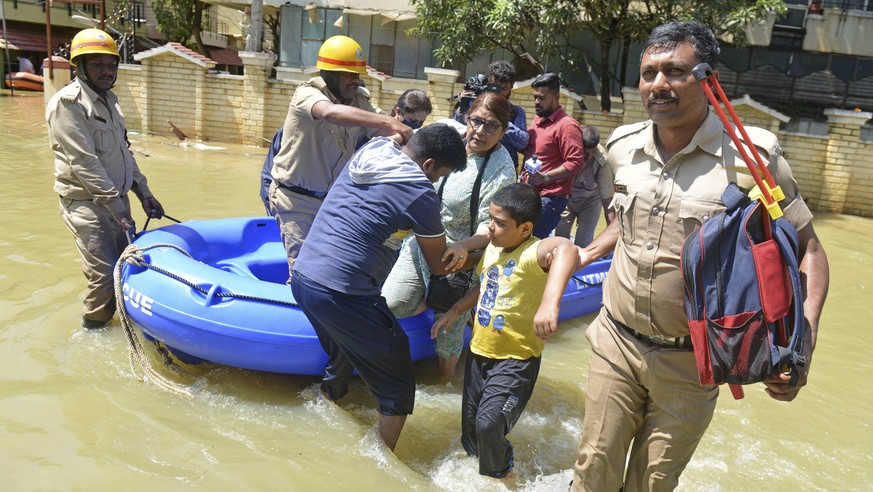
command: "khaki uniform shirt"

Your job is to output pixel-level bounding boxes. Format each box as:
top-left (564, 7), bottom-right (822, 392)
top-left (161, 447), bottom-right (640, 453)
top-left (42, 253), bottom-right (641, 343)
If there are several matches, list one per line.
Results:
top-left (271, 77), bottom-right (380, 195)
top-left (603, 111), bottom-right (813, 338)
top-left (569, 144), bottom-right (614, 205)
top-left (47, 79), bottom-right (152, 217)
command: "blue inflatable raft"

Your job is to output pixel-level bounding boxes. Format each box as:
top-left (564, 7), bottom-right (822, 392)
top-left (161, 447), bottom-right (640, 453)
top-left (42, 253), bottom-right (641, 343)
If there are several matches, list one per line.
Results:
top-left (119, 217), bottom-right (610, 375)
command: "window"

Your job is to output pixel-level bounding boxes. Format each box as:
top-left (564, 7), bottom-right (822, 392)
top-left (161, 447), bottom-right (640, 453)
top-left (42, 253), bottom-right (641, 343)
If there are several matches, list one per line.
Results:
top-left (370, 45), bottom-right (394, 75)
top-left (822, 0), bottom-right (873, 11)
top-left (279, 9), bottom-right (433, 79)
top-left (369, 19), bottom-right (395, 75)
top-left (393, 20), bottom-right (420, 78)
top-left (771, 5), bottom-right (806, 50)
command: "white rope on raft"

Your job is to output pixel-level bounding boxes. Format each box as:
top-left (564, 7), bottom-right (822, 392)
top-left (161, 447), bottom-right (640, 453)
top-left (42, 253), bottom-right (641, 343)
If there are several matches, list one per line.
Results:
top-left (114, 242), bottom-right (194, 398)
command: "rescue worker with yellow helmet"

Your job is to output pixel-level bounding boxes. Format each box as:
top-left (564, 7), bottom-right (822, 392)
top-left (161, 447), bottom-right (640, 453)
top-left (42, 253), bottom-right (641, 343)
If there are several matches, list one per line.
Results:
top-left (46, 28), bottom-right (164, 330)
top-left (268, 35), bottom-right (413, 279)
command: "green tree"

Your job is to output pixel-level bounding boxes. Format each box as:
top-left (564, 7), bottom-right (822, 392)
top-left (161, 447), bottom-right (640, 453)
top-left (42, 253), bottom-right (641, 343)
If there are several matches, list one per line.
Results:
top-left (412, 0), bottom-right (786, 112)
top-left (152, 0), bottom-right (210, 57)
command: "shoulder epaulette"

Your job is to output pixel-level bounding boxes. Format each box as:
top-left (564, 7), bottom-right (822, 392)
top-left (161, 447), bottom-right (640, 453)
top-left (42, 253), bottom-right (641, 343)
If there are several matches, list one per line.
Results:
top-left (356, 87), bottom-right (372, 101)
top-left (606, 120), bottom-right (649, 149)
top-left (735, 126), bottom-right (781, 160)
top-left (57, 81), bottom-right (82, 103)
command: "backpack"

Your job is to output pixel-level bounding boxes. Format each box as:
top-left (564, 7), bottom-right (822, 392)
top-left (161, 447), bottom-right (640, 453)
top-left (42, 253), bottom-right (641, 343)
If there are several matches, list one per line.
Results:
top-left (681, 182), bottom-right (806, 397)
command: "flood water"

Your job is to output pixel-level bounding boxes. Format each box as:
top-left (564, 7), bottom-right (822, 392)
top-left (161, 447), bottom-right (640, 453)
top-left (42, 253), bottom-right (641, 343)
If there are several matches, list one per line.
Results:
top-left (1, 91), bottom-right (871, 491)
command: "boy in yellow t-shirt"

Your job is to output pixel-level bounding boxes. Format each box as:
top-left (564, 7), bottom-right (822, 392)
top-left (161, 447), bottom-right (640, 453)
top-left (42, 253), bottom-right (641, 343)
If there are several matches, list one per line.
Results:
top-left (432, 183), bottom-right (579, 483)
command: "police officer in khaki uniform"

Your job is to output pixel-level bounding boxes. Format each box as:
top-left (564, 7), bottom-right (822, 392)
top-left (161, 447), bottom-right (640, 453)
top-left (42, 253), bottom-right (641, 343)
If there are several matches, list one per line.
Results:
top-left (554, 125), bottom-right (616, 247)
top-left (47, 28), bottom-right (164, 330)
top-left (268, 35), bottom-right (413, 278)
top-left (569, 22), bottom-right (829, 490)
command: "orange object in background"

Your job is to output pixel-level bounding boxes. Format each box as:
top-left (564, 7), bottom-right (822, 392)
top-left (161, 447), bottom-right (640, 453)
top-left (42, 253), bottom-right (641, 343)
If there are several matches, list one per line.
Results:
top-left (4, 72), bottom-right (44, 91)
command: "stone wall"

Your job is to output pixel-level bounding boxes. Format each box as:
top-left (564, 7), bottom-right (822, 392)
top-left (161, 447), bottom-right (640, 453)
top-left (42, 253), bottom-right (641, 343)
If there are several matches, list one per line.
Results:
top-left (204, 74), bottom-right (247, 142)
top-left (113, 53), bottom-right (873, 217)
top-left (779, 132), bottom-right (829, 210)
top-left (148, 55), bottom-right (200, 139)
top-left (820, 109), bottom-right (873, 216)
top-left (113, 65), bottom-right (144, 128)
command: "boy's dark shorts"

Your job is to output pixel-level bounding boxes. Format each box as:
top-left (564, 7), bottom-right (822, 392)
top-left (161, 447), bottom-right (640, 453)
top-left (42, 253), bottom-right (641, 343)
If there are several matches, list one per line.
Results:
top-left (291, 272), bottom-right (415, 416)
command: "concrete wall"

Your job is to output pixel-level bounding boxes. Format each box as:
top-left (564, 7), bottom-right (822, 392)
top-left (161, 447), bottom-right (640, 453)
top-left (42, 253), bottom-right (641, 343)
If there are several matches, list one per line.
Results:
top-left (113, 55), bottom-right (873, 217)
top-left (804, 7), bottom-right (873, 58)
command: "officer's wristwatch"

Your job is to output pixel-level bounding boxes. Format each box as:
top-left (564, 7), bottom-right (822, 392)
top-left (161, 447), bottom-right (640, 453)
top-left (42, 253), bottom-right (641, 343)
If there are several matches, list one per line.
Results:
top-left (542, 173), bottom-right (551, 182)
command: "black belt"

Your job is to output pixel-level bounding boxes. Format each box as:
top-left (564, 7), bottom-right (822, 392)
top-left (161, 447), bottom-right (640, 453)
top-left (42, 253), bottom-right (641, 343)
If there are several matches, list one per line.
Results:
top-left (543, 194), bottom-right (569, 199)
top-left (609, 314), bottom-right (693, 350)
top-left (275, 181), bottom-right (327, 200)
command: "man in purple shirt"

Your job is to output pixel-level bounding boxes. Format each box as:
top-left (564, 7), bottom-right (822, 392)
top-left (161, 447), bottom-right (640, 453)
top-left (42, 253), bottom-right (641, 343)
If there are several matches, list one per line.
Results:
top-left (522, 73), bottom-right (586, 238)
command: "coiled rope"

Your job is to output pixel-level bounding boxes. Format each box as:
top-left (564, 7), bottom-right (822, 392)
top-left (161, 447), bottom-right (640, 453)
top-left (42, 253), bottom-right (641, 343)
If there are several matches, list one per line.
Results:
top-left (113, 241), bottom-right (301, 396)
top-left (114, 242), bottom-right (195, 398)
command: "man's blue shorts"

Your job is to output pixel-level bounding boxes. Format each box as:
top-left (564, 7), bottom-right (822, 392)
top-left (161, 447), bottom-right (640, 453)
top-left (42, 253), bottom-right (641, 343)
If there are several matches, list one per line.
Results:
top-left (291, 272), bottom-right (415, 416)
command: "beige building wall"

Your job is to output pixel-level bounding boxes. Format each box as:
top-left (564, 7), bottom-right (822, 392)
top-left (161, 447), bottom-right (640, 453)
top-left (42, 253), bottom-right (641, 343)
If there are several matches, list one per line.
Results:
top-left (112, 48), bottom-right (873, 217)
top-left (779, 132), bottom-right (829, 210)
top-left (153, 59), bottom-right (198, 137)
top-left (820, 110), bottom-right (873, 216)
top-left (116, 66), bottom-right (146, 130)
top-left (204, 75), bottom-right (247, 141)
top-left (263, 81), bottom-right (296, 137)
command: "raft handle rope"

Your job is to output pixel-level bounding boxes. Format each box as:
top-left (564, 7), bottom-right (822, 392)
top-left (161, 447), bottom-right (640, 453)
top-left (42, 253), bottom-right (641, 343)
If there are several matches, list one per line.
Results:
top-left (114, 241), bottom-right (301, 395)
top-left (114, 242), bottom-right (194, 397)
top-left (125, 243), bottom-right (299, 306)
top-left (126, 215), bottom-right (182, 245)
top-left (139, 214), bottom-right (182, 236)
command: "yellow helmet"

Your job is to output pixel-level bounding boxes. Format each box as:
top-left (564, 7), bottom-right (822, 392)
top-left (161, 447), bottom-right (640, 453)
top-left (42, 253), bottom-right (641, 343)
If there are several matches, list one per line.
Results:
top-left (70, 28), bottom-right (120, 66)
top-left (316, 35), bottom-right (367, 74)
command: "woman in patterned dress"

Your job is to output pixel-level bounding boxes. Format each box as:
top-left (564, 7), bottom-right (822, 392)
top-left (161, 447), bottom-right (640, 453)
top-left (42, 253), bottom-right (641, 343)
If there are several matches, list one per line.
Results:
top-left (383, 92), bottom-right (517, 377)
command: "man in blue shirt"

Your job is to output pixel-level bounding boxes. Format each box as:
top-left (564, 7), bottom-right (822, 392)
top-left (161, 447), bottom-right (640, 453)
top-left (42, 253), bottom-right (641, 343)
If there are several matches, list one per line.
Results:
top-left (290, 124), bottom-right (467, 452)
top-left (259, 127), bottom-right (282, 215)
top-left (487, 61), bottom-right (529, 161)
top-left (454, 61), bottom-right (528, 164)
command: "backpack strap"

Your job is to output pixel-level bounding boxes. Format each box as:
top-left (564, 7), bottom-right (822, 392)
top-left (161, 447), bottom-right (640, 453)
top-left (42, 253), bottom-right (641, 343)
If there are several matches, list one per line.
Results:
top-left (721, 182), bottom-right (750, 211)
top-left (772, 219), bottom-right (807, 385)
top-left (438, 149), bottom-right (493, 237)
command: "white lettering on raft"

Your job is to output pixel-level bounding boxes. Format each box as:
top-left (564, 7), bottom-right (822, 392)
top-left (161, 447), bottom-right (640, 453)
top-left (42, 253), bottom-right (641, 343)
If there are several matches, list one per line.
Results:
top-left (572, 271), bottom-right (607, 289)
top-left (122, 283), bottom-right (154, 316)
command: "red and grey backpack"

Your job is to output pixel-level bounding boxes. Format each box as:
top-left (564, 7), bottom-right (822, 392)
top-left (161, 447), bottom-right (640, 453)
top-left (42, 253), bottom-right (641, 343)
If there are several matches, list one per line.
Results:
top-left (681, 182), bottom-right (806, 398)
top-left (681, 62), bottom-right (810, 400)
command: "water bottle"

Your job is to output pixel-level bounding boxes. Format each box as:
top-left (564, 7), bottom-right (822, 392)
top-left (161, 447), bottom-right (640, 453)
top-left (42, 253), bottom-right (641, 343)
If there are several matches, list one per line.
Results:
top-left (524, 154), bottom-right (541, 175)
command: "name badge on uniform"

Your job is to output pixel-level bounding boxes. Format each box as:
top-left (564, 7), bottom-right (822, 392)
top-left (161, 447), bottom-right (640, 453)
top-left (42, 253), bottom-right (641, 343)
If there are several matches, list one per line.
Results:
top-left (614, 184), bottom-right (628, 193)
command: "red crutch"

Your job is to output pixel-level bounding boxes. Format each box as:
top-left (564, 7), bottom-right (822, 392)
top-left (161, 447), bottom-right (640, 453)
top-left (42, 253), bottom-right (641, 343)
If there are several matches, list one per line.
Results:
top-left (692, 63), bottom-right (785, 221)
top-left (691, 63), bottom-right (797, 398)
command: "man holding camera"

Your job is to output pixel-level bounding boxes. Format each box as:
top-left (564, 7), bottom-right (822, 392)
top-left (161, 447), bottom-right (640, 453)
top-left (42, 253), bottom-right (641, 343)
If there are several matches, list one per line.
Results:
top-left (521, 73), bottom-right (585, 239)
top-left (453, 61), bottom-right (528, 162)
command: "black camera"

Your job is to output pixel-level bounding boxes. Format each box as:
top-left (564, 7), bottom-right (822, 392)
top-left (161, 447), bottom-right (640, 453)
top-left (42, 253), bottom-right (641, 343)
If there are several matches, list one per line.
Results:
top-left (460, 74), bottom-right (501, 109)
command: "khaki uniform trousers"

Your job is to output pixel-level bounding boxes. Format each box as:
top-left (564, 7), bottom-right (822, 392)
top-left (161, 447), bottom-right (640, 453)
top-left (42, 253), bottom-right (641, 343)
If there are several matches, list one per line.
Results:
top-left (268, 181), bottom-right (324, 279)
top-left (60, 196), bottom-right (130, 322)
top-left (555, 193), bottom-right (602, 248)
top-left (572, 312), bottom-right (718, 491)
